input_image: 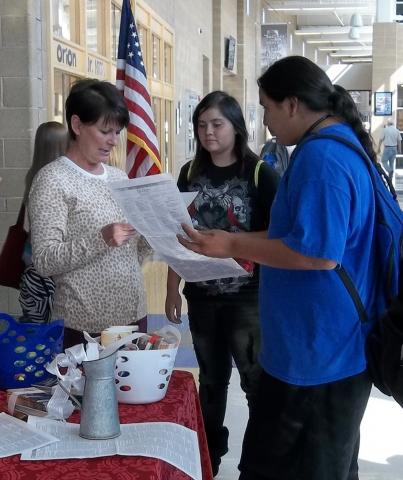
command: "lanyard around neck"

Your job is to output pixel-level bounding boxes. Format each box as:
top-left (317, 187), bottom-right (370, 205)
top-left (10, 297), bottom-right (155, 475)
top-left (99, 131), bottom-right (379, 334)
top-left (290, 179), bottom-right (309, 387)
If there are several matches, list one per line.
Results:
top-left (300, 114), bottom-right (332, 143)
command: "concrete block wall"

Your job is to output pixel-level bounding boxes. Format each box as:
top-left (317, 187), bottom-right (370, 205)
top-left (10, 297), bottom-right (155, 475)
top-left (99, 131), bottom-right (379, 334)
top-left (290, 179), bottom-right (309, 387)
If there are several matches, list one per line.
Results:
top-left (222, 0), bottom-right (243, 105)
top-left (0, 0), bottom-right (48, 315)
top-left (221, 0), bottom-right (237, 77)
top-left (174, 1), bottom-right (214, 175)
top-left (212, 0), bottom-right (223, 92)
top-left (144, 0), bottom-right (213, 177)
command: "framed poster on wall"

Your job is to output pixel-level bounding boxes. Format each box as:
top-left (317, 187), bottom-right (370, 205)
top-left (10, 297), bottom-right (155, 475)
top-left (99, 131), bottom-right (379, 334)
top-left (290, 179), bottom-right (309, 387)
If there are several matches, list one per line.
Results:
top-left (374, 92), bottom-right (392, 116)
top-left (261, 24), bottom-right (287, 73)
top-left (348, 90), bottom-right (371, 131)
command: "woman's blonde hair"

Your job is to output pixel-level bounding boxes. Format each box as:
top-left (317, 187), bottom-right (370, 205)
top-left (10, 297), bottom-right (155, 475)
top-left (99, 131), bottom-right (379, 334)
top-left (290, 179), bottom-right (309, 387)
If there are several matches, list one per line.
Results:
top-left (24, 121), bottom-right (68, 203)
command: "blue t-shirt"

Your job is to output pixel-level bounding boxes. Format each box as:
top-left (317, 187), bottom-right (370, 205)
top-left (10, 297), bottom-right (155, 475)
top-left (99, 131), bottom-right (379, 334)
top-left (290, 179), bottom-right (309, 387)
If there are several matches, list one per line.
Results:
top-left (259, 123), bottom-right (377, 386)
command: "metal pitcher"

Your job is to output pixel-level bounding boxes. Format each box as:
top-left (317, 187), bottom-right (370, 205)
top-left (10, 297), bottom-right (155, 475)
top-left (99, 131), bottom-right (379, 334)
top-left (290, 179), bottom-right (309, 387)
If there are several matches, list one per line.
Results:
top-left (79, 350), bottom-right (121, 440)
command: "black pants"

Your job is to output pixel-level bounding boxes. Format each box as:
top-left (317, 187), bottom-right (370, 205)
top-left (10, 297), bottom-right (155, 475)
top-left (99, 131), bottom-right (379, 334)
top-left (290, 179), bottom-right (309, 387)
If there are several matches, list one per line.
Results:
top-left (187, 297), bottom-right (261, 471)
top-left (238, 369), bottom-right (372, 480)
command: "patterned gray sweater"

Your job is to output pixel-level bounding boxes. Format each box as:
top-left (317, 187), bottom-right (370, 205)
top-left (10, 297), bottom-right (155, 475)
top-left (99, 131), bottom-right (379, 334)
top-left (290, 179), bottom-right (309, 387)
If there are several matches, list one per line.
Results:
top-left (29, 156), bottom-right (150, 332)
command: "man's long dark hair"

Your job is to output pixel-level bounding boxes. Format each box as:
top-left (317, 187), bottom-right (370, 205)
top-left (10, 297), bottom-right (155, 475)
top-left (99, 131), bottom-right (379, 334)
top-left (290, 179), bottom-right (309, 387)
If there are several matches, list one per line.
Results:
top-left (258, 56), bottom-right (376, 162)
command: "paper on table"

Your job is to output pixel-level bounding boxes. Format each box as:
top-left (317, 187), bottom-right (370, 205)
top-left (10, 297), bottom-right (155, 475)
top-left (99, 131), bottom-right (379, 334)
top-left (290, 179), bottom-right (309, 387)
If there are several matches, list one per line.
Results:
top-left (0, 412), bottom-right (58, 458)
top-left (22, 417), bottom-right (202, 480)
top-left (109, 173), bottom-right (248, 282)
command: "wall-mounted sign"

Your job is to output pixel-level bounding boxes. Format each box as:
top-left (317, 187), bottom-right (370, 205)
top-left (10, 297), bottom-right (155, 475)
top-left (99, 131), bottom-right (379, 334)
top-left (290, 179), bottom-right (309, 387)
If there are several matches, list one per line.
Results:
top-left (224, 36), bottom-right (236, 71)
top-left (374, 91), bottom-right (393, 116)
top-left (87, 55), bottom-right (105, 78)
top-left (261, 24), bottom-right (288, 72)
top-left (53, 40), bottom-right (108, 80)
top-left (56, 42), bottom-right (77, 68)
top-left (53, 40), bottom-right (84, 73)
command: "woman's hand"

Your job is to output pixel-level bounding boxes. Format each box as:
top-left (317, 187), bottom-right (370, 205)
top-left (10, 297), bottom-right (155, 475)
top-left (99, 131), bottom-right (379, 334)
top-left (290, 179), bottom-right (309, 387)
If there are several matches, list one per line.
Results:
top-left (165, 268), bottom-right (182, 324)
top-left (101, 223), bottom-right (136, 247)
top-left (177, 223), bottom-right (233, 258)
top-left (165, 289), bottom-right (182, 324)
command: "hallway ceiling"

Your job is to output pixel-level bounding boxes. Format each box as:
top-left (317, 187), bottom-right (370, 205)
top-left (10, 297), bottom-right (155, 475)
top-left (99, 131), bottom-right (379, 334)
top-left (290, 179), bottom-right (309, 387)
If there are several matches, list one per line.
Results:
top-left (263, 0), bottom-right (377, 63)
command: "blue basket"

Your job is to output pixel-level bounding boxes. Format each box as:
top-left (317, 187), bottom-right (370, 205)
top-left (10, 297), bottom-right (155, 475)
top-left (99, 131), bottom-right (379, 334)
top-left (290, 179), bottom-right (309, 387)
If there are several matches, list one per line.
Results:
top-left (0, 313), bottom-right (64, 389)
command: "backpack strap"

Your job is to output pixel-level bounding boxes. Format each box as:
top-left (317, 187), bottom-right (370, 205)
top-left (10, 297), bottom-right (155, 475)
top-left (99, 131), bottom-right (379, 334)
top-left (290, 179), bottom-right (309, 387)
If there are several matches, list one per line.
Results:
top-left (186, 160), bottom-right (194, 182)
top-left (254, 159), bottom-right (264, 188)
top-left (292, 132), bottom-right (399, 323)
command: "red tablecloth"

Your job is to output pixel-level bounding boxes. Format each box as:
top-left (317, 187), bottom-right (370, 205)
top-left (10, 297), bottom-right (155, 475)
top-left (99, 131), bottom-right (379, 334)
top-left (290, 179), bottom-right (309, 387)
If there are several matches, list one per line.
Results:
top-left (0, 370), bottom-right (213, 480)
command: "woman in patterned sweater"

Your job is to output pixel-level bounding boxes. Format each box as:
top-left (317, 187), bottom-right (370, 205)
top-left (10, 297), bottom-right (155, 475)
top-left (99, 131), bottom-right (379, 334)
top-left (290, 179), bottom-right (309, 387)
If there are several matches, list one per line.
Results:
top-left (28, 79), bottom-right (151, 347)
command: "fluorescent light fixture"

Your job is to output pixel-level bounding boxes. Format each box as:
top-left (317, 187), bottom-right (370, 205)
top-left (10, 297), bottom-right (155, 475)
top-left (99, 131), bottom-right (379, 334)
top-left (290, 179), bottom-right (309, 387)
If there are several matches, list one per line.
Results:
top-left (306, 38), bottom-right (372, 44)
top-left (302, 7), bottom-right (345, 10)
top-left (270, 6), bottom-right (360, 12)
top-left (319, 46), bottom-right (372, 51)
top-left (294, 26), bottom-right (372, 36)
top-left (341, 58), bottom-right (372, 63)
top-left (269, 7), bottom-right (301, 11)
top-left (330, 52), bottom-right (372, 57)
top-left (295, 29), bottom-right (346, 36)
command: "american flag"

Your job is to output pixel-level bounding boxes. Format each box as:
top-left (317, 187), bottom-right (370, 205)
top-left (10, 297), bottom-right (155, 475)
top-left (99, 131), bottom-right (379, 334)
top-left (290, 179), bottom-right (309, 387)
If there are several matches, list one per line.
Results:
top-left (116, 0), bottom-right (161, 177)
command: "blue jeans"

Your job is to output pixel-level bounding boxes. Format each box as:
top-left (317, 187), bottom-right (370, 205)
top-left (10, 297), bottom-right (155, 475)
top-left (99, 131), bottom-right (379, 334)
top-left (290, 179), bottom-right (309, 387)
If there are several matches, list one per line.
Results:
top-left (187, 296), bottom-right (261, 471)
top-left (381, 146), bottom-right (397, 178)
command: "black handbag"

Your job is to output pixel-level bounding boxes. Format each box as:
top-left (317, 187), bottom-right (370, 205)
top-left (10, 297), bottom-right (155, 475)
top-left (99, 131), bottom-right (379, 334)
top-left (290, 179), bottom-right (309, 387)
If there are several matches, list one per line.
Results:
top-left (0, 204), bottom-right (28, 289)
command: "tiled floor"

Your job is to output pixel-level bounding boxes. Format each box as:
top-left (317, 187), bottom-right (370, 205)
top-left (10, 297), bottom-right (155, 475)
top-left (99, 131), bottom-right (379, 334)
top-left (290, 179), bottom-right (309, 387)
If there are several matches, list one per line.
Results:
top-left (213, 369), bottom-right (403, 480)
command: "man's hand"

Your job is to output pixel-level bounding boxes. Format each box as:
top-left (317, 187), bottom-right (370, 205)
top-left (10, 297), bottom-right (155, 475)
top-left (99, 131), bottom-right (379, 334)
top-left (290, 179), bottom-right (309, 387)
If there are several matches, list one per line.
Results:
top-left (177, 223), bottom-right (233, 258)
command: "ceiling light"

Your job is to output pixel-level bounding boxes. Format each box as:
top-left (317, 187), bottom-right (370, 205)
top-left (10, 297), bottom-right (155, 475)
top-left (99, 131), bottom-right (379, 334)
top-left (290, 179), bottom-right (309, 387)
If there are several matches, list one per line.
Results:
top-left (294, 26), bottom-right (372, 36)
top-left (269, 7), bottom-right (301, 11)
top-left (341, 58), bottom-right (372, 63)
top-left (348, 13), bottom-right (364, 39)
top-left (270, 6), bottom-right (359, 12)
top-left (306, 38), bottom-right (372, 44)
top-left (295, 29), bottom-right (345, 36)
top-left (330, 52), bottom-right (372, 58)
top-left (319, 46), bottom-right (372, 52)
top-left (305, 37), bottom-right (372, 46)
top-left (349, 26), bottom-right (361, 39)
top-left (301, 7), bottom-right (342, 11)
top-left (350, 13), bottom-right (364, 27)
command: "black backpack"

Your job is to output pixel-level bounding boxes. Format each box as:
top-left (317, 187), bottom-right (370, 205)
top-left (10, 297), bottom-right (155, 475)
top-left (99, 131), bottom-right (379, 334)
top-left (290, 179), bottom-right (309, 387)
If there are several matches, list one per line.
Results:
top-left (367, 259), bottom-right (403, 406)
top-left (294, 133), bottom-right (403, 404)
